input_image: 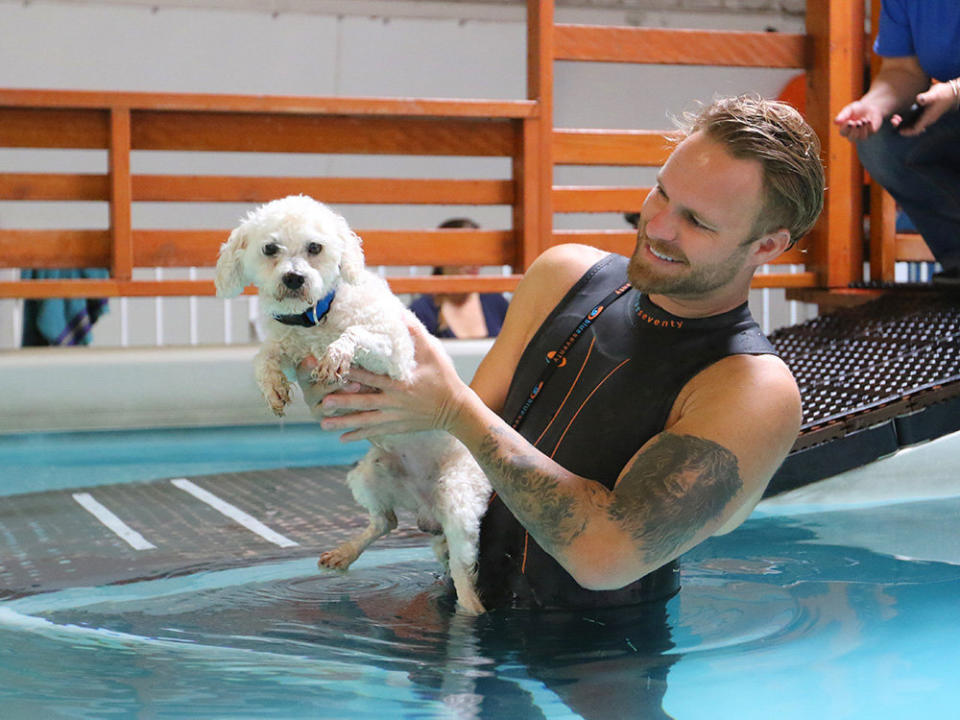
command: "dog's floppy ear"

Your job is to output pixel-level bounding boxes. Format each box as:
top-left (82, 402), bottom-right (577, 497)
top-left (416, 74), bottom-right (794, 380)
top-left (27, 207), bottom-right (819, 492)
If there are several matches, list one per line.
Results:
top-left (214, 225), bottom-right (249, 298)
top-left (338, 225), bottom-right (366, 285)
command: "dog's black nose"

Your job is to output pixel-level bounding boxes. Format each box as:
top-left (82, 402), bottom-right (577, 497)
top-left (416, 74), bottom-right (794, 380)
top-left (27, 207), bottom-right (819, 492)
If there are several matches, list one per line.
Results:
top-left (282, 272), bottom-right (305, 290)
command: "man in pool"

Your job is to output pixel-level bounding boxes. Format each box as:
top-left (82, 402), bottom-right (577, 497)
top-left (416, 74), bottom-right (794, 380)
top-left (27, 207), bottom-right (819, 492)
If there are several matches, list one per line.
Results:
top-left (302, 94), bottom-right (825, 612)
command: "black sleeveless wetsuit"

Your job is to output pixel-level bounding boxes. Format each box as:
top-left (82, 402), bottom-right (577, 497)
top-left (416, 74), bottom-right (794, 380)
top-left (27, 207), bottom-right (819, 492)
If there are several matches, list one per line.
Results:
top-left (476, 253), bottom-right (777, 610)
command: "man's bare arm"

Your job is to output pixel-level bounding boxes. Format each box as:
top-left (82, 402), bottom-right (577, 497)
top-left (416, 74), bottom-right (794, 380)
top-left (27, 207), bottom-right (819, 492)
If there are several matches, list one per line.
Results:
top-left (608, 432), bottom-right (741, 565)
top-left (316, 327), bottom-right (798, 591)
top-left (465, 411), bottom-right (745, 590)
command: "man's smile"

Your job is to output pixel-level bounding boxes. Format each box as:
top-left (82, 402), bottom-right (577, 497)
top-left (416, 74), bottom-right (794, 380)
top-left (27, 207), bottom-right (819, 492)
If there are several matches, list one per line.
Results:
top-left (647, 243), bottom-right (685, 265)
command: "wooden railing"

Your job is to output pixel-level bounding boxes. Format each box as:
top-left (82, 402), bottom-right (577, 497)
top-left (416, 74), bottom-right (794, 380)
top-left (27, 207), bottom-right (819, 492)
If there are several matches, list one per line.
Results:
top-left (536, 0), bottom-right (864, 291)
top-left (0, 0), bottom-right (868, 301)
top-left (0, 89), bottom-right (541, 298)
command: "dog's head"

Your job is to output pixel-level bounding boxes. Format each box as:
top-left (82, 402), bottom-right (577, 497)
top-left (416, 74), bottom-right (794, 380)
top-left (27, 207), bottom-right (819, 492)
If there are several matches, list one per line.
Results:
top-left (214, 195), bottom-right (365, 315)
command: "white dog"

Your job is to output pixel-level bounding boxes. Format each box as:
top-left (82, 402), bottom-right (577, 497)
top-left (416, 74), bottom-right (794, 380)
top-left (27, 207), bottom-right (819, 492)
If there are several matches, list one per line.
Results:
top-left (215, 195), bottom-right (489, 614)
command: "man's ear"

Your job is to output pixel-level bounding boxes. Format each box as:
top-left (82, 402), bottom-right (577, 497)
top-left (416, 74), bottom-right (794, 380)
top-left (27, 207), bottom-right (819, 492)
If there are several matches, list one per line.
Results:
top-left (751, 228), bottom-right (792, 266)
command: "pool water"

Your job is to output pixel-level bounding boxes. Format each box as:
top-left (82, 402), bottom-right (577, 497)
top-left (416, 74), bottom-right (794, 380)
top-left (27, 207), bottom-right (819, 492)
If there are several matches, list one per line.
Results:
top-left (0, 424), bottom-right (369, 496)
top-left (1, 426), bottom-right (959, 719)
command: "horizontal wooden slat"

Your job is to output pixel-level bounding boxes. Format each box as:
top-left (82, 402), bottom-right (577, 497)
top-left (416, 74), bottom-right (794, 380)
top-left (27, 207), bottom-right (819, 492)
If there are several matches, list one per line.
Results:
top-left (387, 275), bottom-right (520, 294)
top-left (0, 108), bottom-right (109, 149)
top-left (363, 230), bottom-right (516, 267)
top-left (132, 176), bottom-right (515, 205)
top-left (135, 229), bottom-right (516, 267)
top-left (554, 25), bottom-right (807, 68)
top-left (768, 247), bottom-right (807, 265)
top-left (553, 129), bottom-right (673, 166)
top-left (0, 228), bottom-right (516, 269)
top-left (133, 231), bottom-right (223, 267)
top-left (553, 186), bottom-right (650, 213)
top-left (895, 233), bottom-right (935, 262)
top-left (0, 275), bottom-right (521, 299)
top-left (130, 111), bottom-right (516, 156)
top-left (0, 173), bottom-right (514, 205)
top-left (0, 88), bottom-right (536, 119)
top-left (0, 279), bottom-right (213, 298)
top-left (550, 230), bottom-right (636, 254)
top-left (751, 272), bottom-right (817, 288)
top-left (0, 230), bottom-right (111, 268)
top-left (0, 173), bottom-right (109, 200)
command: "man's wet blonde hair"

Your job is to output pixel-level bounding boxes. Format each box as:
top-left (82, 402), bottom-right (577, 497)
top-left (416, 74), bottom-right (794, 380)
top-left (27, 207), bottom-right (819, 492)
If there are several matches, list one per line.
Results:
top-left (674, 94), bottom-right (825, 249)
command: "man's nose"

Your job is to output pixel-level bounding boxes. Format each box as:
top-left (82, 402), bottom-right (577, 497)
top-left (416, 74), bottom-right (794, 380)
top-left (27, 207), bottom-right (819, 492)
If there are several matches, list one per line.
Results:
top-left (643, 204), bottom-right (675, 241)
top-left (282, 272), bottom-right (305, 290)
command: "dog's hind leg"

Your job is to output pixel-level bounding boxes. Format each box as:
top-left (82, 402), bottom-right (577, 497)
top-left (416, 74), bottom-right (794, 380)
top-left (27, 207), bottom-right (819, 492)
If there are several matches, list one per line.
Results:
top-left (319, 509), bottom-right (397, 570)
top-left (442, 522), bottom-right (485, 615)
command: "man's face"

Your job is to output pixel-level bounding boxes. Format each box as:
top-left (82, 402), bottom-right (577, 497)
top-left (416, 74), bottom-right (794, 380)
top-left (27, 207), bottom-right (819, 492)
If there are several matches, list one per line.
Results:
top-left (627, 131), bottom-right (766, 299)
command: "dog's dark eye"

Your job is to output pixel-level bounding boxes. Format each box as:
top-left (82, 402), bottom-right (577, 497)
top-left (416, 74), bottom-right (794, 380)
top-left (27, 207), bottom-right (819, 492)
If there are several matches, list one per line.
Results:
top-left (307, 242), bottom-right (323, 255)
top-left (262, 242), bottom-right (280, 257)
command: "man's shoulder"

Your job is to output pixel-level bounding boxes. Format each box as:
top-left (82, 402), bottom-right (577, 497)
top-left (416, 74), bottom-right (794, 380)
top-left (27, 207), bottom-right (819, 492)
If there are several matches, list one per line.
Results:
top-left (502, 245), bottom-right (614, 356)
top-left (521, 244), bottom-right (611, 296)
top-left (530, 243), bottom-right (609, 273)
top-left (701, 352), bottom-right (798, 395)
top-left (681, 352), bottom-right (801, 435)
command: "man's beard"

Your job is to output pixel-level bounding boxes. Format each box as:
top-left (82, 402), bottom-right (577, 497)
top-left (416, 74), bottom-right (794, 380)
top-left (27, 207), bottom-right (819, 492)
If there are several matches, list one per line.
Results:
top-left (627, 224), bottom-right (751, 298)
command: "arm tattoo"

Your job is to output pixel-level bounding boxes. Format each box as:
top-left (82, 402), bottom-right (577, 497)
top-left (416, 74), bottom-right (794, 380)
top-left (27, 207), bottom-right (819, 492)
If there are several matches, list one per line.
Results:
top-left (475, 427), bottom-right (741, 563)
top-left (476, 428), bottom-right (594, 548)
top-left (610, 432), bottom-right (742, 564)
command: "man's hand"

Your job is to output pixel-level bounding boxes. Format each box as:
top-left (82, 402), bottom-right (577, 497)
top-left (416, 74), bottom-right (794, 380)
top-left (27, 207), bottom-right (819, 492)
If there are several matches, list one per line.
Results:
top-left (296, 358), bottom-right (377, 420)
top-left (314, 317), bottom-right (473, 441)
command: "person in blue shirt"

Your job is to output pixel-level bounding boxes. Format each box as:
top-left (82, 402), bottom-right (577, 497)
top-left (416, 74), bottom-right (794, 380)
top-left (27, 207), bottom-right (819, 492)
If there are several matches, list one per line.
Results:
top-left (834, 0), bottom-right (960, 284)
top-left (408, 218), bottom-right (510, 338)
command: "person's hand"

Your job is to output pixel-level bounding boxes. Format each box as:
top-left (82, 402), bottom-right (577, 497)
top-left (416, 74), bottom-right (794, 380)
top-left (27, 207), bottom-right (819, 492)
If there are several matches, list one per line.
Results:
top-left (893, 82), bottom-right (957, 136)
top-left (296, 357), bottom-right (377, 420)
top-left (834, 99), bottom-right (885, 140)
top-left (317, 317), bottom-right (473, 442)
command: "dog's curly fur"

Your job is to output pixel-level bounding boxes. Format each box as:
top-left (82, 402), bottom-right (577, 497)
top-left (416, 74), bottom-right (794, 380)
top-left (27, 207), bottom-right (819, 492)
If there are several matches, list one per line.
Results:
top-left (215, 195), bottom-right (489, 614)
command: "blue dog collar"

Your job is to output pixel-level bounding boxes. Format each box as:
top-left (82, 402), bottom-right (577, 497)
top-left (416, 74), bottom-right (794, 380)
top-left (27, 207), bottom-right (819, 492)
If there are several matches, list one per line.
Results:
top-left (273, 289), bottom-right (336, 327)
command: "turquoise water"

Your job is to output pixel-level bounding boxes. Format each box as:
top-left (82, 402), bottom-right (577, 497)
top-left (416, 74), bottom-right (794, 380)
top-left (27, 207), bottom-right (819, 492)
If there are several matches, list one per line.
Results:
top-left (1, 426), bottom-right (959, 719)
top-left (0, 424), bottom-right (368, 496)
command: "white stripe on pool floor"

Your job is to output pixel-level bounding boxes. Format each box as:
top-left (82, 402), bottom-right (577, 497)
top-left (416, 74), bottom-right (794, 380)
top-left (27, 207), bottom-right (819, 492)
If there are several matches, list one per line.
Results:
top-left (72, 493), bottom-right (157, 551)
top-left (170, 478), bottom-right (299, 548)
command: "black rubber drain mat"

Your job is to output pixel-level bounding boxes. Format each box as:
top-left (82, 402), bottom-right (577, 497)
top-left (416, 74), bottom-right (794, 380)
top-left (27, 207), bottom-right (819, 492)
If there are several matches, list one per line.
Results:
top-left (0, 465), bottom-right (429, 600)
top-left (768, 290), bottom-right (960, 496)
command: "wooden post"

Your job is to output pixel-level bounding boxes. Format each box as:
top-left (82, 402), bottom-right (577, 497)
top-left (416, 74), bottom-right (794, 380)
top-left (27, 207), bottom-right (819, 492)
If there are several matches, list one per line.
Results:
top-left (109, 106), bottom-right (133, 281)
top-left (804, 0), bottom-right (865, 289)
top-left (525, 0), bottom-right (554, 269)
top-left (866, 0), bottom-right (896, 283)
top-left (870, 186), bottom-right (898, 283)
top-left (514, 117), bottom-right (540, 273)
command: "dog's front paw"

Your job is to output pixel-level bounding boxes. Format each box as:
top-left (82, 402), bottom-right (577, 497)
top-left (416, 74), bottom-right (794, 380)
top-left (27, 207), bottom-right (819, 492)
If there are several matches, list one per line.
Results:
top-left (319, 545), bottom-right (358, 570)
top-left (313, 342), bottom-right (354, 384)
top-left (262, 375), bottom-right (291, 416)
